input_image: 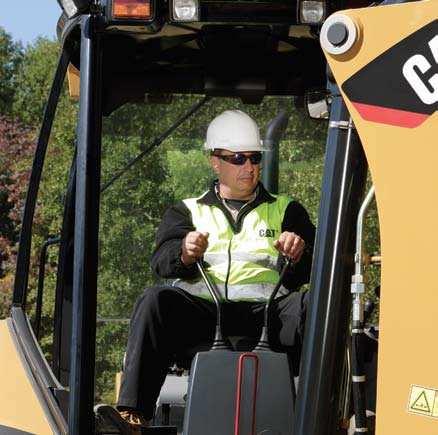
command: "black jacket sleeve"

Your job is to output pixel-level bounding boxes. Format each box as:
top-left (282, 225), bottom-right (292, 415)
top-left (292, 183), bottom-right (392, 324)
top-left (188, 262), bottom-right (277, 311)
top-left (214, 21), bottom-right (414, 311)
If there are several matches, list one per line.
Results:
top-left (150, 202), bottom-right (199, 280)
top-left (278, 201), bottom-right (316, 291)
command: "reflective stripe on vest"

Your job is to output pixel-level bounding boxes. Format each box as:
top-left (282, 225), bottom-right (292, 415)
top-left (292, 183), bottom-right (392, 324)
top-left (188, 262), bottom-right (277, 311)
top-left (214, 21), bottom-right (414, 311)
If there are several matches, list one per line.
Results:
top-left (180, 192), bottom-right (291, 300)
top-left (172, 279), bottom-right (290, 301)
top-left (204, 252), bottom-right (278, 270)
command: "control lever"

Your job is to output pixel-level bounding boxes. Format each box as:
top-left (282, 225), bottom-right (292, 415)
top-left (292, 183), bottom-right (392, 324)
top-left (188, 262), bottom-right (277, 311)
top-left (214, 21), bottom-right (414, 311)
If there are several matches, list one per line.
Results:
top-left (196, 260), bottom-right (230, 350)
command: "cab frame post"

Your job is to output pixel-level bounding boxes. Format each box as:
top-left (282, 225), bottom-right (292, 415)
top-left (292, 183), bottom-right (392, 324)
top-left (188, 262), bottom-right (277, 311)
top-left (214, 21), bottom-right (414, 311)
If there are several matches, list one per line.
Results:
top-left (68, 13), bottom-right (103, 435)
top-left (294, 85), bottom-right (368, 435)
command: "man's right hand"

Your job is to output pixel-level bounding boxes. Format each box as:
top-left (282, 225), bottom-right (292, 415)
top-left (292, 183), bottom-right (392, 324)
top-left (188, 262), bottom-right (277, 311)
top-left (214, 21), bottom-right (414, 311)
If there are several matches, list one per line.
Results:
top-left (181, 231), bottom-right (209, 266)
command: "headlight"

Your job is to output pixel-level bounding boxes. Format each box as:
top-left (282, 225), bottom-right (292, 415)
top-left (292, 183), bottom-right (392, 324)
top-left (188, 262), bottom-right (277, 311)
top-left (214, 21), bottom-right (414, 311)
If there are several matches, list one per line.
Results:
top-left (172, 0), bottom-right (199, 22)
top-left (299, 0), bottom-right (326, 25)
top-left (57, 0), bottom-right (91, 18)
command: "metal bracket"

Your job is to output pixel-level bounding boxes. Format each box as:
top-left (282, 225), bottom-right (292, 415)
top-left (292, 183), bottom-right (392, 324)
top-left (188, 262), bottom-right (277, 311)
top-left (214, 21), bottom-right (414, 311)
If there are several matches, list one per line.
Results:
top-left (329, 120), bottom-right (355, 130)
top-left (351, 274), bottom-right (365, 294)
top-left (351, 282), bottom-right (365, 294)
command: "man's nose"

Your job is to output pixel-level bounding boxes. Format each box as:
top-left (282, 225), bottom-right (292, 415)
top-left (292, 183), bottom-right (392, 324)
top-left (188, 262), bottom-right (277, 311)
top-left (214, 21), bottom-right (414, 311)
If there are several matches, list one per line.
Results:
top-left (243, 157), bottom-right (254, 170)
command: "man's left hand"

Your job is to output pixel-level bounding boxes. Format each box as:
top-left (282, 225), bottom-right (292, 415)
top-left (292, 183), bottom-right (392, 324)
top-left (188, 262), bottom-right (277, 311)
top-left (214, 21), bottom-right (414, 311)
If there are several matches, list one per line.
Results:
top-left (274, 231), bottom-right (305, 262)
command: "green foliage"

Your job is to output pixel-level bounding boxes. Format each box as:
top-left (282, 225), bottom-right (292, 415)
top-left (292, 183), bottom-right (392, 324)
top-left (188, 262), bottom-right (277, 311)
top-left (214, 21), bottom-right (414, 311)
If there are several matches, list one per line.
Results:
top-left (278, 111), bottom-right (326, 224)
top-left (95, 105), bottom-right (182, 401)
top-left (0, 115), bottom-right (35, 316)
top-left (95, 322), bottom-right (129, 404)
top-left (12, 38), bottom-right (66, 126)
top-left (362, 178), bottom-right (381, 317)
top-left (165, 149), bottom-right (212, 200)
top-left (0, 27), bottom-right (23, 114)
top-left (98, 134), bottom-right (170, 317)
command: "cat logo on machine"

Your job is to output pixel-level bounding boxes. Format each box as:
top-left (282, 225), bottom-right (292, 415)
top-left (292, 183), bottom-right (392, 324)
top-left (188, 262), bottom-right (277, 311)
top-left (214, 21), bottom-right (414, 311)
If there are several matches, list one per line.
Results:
top-left (342, 20), bottom-right (438, 128)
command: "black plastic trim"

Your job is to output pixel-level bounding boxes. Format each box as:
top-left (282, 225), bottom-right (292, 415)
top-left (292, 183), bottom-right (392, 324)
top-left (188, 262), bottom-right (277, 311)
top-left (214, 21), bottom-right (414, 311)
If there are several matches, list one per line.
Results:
top-left (58, 13), bottom-right (82, 47)
top-left (34, 236), bottom-right (61, 340)
top-left (52, 156), bottom-right (76, 385)
top-left (68, 14), bottom-right (103, 434)
top-left (199, 1), bottom-right (298, 23)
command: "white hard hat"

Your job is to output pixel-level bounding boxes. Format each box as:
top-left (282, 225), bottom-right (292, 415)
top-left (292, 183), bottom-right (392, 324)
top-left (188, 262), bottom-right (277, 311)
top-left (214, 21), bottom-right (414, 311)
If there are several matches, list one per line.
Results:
top-left (204, 110), bottom-right (266, 152)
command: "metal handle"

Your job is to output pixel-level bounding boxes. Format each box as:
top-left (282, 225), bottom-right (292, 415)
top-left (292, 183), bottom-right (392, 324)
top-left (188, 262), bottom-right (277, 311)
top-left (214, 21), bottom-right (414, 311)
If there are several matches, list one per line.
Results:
top-left (196, 260), bottom-right (230, 350)
top-left (255, 257), bottom-right (292, 351)
top-left (196, 260), bottom-right (222, 307)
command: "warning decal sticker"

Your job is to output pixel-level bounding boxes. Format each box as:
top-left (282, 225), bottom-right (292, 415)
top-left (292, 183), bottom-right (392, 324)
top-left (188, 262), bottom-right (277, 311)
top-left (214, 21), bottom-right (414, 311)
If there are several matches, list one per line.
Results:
top-left (341, 20), bottom-right (438, 128)
top-left (408, 385), bottom-right (438, 418)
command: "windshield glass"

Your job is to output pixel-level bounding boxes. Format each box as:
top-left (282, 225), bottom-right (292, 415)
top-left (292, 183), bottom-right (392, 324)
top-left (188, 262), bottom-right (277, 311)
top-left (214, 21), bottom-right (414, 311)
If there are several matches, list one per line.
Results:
top-left (95, 95), bottom-right (327, 402)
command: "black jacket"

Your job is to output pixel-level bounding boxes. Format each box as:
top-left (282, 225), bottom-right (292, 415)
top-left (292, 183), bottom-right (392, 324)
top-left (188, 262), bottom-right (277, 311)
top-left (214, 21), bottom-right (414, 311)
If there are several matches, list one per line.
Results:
top-left (151, 182), bottom-right (316, 291)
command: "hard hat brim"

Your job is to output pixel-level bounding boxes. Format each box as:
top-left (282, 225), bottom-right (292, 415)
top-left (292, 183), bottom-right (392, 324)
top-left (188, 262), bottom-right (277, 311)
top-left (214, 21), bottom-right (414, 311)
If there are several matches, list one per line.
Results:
top-left (204, 141), bottom-right (268, 152)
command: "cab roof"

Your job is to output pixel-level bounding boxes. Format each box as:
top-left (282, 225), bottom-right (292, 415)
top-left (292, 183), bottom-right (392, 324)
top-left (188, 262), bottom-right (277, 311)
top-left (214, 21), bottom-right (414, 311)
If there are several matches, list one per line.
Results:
top-left (59, 15), bottom-right (326, 114)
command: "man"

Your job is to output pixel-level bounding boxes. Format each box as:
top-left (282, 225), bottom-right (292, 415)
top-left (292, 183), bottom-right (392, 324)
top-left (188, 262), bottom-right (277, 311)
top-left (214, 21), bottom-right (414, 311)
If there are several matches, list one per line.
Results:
top-left (96, 110), bottom-right (315, 433)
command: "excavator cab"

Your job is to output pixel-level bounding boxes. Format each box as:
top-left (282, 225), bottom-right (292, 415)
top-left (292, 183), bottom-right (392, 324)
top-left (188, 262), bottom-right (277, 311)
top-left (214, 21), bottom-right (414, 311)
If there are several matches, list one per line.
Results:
top-left (1, 0), bottom-right (437, 434)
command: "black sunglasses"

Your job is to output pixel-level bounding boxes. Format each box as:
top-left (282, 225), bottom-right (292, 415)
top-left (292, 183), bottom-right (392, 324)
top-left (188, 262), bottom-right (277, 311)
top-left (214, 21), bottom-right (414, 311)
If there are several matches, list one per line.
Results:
top-left (213, 152), bottom-right (262, 166)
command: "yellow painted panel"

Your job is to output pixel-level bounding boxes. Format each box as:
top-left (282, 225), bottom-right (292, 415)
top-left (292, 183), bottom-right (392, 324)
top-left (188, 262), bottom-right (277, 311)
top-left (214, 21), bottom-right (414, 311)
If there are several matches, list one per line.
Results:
top-left (323, 1), bottom-right (438, 434)
top-left (0, 319), bottom-right (53, 434)
top-left (67, 63), bottom-right (80, 101)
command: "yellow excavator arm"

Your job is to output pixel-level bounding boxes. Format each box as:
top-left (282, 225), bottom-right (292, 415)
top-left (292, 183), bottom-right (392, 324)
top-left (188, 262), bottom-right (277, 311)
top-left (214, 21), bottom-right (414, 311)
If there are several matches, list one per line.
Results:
top-left (321, 1), bottom-right (438, 433)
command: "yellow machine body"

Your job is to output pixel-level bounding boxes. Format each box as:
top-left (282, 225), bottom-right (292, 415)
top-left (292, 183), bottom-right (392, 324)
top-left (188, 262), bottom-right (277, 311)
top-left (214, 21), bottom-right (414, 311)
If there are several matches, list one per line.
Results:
top-left (323, 1), bottom-right (438, 433)
top-left (0, 320), bottom-right (53, 434)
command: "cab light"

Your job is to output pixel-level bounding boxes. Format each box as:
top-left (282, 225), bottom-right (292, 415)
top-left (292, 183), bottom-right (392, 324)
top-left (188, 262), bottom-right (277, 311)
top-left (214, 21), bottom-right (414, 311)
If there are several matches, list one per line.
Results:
top-left (299, 0), bottom-right (326, 24)
top-left (172, 0), bottom-right (199, 22)
top-left (113, 0), bottom-right (152, 20)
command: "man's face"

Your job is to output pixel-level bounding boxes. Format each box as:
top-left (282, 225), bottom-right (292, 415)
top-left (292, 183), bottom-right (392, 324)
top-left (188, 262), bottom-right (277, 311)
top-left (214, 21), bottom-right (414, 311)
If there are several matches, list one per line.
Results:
top-left (211, 149), bottom-right (262, 198)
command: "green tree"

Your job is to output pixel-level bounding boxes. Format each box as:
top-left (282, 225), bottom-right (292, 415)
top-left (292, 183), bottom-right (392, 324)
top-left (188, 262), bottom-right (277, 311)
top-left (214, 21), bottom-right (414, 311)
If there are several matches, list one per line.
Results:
top-left (0, 115), bottom-right (36, 317)
top-left (0, 27), bottom-right (23, 114)
top-left (12, 38), bottom-right (61, 125)
top-left (165, 149), bottom-right (212, 200)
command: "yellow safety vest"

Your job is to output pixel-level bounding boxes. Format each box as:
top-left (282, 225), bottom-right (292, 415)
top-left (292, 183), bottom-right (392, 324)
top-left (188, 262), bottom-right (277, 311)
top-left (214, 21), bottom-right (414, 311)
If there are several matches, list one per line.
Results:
top-left (176, 193), bottom-right (292, 301)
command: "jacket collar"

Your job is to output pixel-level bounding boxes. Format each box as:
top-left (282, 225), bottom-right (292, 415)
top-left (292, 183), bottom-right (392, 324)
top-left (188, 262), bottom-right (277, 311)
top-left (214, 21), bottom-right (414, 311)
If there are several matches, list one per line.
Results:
top-left (197, 180), bottom-right (276, 206)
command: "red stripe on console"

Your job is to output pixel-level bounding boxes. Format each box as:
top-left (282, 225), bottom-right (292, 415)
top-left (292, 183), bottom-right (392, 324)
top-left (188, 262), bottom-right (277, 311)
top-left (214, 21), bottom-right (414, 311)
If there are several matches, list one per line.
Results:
top-left (234, 353), bottom-right (259, 435)
top-left (352, 102), bottom-right (429, 128)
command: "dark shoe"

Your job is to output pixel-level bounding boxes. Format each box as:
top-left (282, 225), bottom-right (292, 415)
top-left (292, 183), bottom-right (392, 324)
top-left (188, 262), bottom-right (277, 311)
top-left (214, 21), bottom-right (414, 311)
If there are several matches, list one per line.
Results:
top-left (95, 404), bottom-right (141, 435)
top-left (119, 409), bottom-right (151, 428)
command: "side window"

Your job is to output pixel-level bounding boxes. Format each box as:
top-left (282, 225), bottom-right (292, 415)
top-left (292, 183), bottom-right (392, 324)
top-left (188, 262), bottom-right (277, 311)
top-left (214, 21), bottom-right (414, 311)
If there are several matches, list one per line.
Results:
top-left (28, 132), bottom-right (76, 367)
top-left (2, 45), bottom-right (79, 376)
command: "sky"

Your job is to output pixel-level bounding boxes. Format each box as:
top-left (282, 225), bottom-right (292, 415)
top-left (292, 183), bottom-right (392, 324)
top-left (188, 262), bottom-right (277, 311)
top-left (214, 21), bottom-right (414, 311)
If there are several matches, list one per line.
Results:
top-left (0, 1), bottom-right (62, 45)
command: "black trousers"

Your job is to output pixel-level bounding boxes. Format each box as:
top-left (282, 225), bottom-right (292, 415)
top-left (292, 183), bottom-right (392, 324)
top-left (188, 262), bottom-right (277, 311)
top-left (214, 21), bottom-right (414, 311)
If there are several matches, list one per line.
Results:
top-left (117, 285), bottom-right (308, 419)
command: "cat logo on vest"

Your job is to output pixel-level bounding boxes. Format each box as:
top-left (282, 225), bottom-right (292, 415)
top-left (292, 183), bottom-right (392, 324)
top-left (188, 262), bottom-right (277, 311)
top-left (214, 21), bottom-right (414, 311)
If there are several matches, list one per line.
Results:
top-left (259, 229), bottom-right (276, 237)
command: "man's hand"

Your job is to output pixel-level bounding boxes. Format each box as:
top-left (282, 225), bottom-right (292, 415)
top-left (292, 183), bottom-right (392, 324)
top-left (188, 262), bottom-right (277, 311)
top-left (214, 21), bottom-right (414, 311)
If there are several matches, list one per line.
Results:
top-left (274, 231), bottom-right (305, 262)
top-left (181, 231), bottom-right (210, 266)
